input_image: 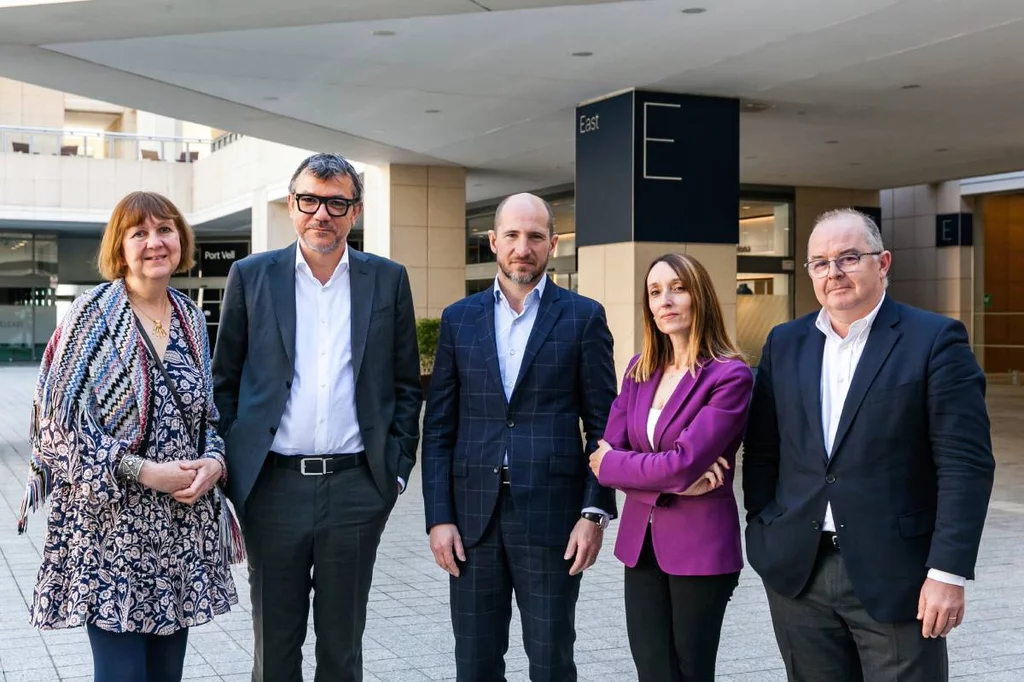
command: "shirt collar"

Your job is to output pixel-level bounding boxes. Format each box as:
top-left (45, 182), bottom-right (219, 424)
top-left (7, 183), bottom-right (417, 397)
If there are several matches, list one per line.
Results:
top-left (815, 292), bottom-right (886, 342)
top-left (493, 273), bottom-right (547, 307)
top-left (295, 242), bottom-right (349, 279)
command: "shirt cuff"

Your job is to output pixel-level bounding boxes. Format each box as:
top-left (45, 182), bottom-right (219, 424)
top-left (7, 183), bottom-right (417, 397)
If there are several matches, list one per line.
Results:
top-left (397, 476), bottom-right (407, 494)
top-left (927, 568), bottom-right (967, 587)
top-left (581, 506), bottom-right (610, 519)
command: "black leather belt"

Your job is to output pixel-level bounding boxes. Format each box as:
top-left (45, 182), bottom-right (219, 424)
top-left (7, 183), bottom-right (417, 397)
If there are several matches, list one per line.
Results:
top-left (268, 451), bottom-right (366, 476)
top-left (821, 531), bottom-right (840, 552)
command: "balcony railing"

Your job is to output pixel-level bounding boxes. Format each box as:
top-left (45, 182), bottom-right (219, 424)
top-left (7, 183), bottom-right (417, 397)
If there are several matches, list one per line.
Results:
top-left (0, 125), bottom-right (215, 163)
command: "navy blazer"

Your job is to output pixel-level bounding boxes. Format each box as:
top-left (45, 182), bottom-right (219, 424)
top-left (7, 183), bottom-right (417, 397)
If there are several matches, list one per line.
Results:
top-left (422, 281), bottom-right (618, 548)
top-left (742, 296), bottom-right (995, 623)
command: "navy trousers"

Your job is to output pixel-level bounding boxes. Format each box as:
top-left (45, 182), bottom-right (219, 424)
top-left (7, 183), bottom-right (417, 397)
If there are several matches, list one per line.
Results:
top-left (86, 623), bottom-right (189, 682)
top-left (450, 486), bottom-right (582, 682)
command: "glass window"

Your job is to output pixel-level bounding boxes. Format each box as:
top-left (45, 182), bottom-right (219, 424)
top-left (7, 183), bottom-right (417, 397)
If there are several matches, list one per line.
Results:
top-left (34, 235), bottom-right (58, 276)
top-left (738, 202), bottom-right (791, 257)
top-left (0, 234), bottom-right (34, 277)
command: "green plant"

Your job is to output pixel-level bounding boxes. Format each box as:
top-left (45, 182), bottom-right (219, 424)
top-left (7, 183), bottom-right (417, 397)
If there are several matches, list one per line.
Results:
top-left (416, 318), bottom-right (441, 375)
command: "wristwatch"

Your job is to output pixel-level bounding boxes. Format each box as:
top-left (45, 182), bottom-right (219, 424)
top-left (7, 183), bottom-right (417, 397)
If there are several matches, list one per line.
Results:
top-left (581, 511), bottom-right (609, 530)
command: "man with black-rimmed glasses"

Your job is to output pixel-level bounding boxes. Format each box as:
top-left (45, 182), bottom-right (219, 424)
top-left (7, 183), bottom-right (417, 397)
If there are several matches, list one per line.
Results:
top-left (213, 153), bottom-right (422, 682)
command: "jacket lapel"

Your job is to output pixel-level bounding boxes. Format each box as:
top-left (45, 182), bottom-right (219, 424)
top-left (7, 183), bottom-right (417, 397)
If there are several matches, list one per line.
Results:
top-left (349, 249), bottom-right (375, 382)
top-left (476, 288), bottom-right (507, 401)
top-left (512, 282), bottom-right (564, 395)
top-left (633, 369), bottom-right (660, 450)
top-left (269, 244), bottom-right (297, 364)
top-left (652, 363), bottom-right (703, 450)
top-left (798, 321), bottom-right (828, 463)
top-left (829, 298), bottom-right (901, 462)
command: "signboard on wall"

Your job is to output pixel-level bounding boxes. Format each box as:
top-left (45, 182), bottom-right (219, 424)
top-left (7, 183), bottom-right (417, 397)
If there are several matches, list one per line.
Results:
top-left (192, 242), bottom-right (250, 277)
top-left (575, 90), bottom-right (739, 247)
top-left (935, 213), bottom-right (973, 247)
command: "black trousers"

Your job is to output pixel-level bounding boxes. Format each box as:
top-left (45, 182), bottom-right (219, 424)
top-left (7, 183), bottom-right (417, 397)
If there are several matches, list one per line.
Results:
top-left (450, 485), bottom-right (582, 682)
top-left (242, 457), bottom-right (393, 682)
top-left (765, 538), bottom-right (948, 682)
top-left (86, 623), bottom-right (188, 682)
top-left (624, 528), bottom-right (739, 682)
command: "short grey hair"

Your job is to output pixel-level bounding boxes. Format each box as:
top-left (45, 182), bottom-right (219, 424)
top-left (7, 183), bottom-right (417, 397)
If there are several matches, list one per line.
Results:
top-left (494, 194), bottom-right (556, 235)
top-left (288, 153), bottom-right (363, 200)
top-left (813, 208), bottom-right (884, 251)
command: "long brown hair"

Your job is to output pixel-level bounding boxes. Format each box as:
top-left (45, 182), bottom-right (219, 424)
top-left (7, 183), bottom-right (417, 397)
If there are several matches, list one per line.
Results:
top-left (629, 252), bottom-right (742, 382)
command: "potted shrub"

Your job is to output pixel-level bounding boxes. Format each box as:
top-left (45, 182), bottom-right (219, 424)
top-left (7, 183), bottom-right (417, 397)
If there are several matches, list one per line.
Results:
top-left (416, 318), bottom-right (441, 393)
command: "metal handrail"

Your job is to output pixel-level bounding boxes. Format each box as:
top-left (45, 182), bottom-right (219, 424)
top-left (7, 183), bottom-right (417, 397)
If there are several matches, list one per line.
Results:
top-left (0, 124), bottom-right (214, 162)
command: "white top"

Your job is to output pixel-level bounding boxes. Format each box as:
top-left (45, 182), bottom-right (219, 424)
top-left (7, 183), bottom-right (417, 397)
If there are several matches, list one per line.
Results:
top-left (647, 408), bottom-right (662, 450)
top-left (271, 245), bottom-right (364, 456)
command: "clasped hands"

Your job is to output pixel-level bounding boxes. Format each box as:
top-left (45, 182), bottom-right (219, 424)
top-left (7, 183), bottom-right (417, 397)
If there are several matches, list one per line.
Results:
top-left (588, 438), bottom-right (729, 496)
top-left (138, 458), bottom-right (223, 505)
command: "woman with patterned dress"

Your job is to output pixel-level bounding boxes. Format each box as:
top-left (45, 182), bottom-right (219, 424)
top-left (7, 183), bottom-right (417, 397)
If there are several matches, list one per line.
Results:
top-left (18, 191), bottom-right (241, 682)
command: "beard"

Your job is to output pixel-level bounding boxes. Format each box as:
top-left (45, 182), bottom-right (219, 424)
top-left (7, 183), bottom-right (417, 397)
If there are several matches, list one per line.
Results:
top-left (301, 222), bottom-right (345, 254)
top-left (500, 256), bottom-right (548, 285)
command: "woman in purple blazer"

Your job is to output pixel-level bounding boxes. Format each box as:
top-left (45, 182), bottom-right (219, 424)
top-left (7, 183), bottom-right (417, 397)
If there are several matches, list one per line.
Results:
top-left (589, 253), bottom-right (754, 682)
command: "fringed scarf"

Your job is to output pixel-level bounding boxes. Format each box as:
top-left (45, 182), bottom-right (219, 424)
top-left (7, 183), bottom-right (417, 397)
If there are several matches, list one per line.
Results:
top-left (18, 280), bottom-right (244, 566)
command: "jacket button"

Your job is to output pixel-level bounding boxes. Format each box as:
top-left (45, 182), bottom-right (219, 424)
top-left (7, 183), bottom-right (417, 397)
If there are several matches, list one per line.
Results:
top-left (269, 427), bottom-right (277, 435)
top-left (812, 520), bottom-right (821, 530)
top-left (825, 474), bottom-right (836, 484)
top-left (493, 466), bottom-right (500, 474)
top-left (506, 420), bottom-right (515, 428)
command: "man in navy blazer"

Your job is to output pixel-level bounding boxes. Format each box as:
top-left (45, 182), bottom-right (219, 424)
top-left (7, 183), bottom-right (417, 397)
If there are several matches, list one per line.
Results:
top-left (422, 193), bottom-right (617, 682)
top-left (743, 208), bottom-right (994, 682)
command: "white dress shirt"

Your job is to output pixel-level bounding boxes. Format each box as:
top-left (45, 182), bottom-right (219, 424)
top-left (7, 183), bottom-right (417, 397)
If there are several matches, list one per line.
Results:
top-left (271, 246), bottom-right (364, 456)
top-left (816, 294), bottom-right (964, 587)
top-left (493, 276), bottom-right (608, 520)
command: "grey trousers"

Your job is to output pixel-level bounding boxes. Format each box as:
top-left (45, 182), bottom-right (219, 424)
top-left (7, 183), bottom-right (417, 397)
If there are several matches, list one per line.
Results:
top-left (765, 543), bottom-right (947, 682)
top-left (242, 459), bottom-right (393, 682)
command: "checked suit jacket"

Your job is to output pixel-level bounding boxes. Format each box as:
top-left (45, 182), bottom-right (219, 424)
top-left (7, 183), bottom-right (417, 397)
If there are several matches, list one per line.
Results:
top-left (422, 280), bottom-right (618, 548)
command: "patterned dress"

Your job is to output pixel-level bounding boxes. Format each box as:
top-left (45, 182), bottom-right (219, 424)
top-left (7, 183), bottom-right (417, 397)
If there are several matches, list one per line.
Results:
top-left (30, 312), bottom-right (238, 634)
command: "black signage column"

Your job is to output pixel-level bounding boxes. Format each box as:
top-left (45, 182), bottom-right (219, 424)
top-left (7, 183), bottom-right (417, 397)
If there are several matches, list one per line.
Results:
top-left (575, 90), bottom-right (739, 246)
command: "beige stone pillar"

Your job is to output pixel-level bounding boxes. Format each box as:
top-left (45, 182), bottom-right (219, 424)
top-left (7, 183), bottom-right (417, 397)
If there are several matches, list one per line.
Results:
top-left (578, 242), bottom-right (737, 383)
top-left (363, 164), bottom-right (466, 319)
top-left (250, 189), bottom-right (293, 253)
top-left (794, 187), bottom-right (881, 318)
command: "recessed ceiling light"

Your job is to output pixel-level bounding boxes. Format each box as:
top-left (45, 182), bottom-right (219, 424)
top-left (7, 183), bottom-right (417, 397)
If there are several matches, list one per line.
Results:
top-left (681, 7), bottom-right (706, 14)
top-left (935, 147), bottom-right (949, 152)
top-left (424, 109), bottom-right (440, 114)
top-left (472, 183), bottom-right (484, 188)
top-left (849, 162), bottom-right (862, 166)
top-left (372, 30), bottom-right (396, 36)
top-left (571, 51), bottom-right (593, 57)
top-left (741, 100), bottom-right (774, 113)
top-left (744, 155), bottom-right (758, 160)
top-left (901, 84), bottom-right (921, 90)
top-left (742, 205), bottom-right (751, 209)
top-left (825, 140), bottom-right (839, 144)
top-left (796, 110), bottom-right (807, 116)
top-left (263, 96), bottom-right (279, 101)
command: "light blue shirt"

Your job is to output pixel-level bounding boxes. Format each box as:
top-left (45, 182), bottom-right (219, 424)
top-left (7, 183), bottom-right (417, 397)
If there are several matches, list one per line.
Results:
top-left (494, 274), bottom-right (547, 401)
top-left (492, 275), bottom-right (608, 520)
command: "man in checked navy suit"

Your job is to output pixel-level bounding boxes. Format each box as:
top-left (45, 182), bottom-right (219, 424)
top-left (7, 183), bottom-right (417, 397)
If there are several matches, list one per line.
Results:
top-left (422, 192), bottom-right (618, 682)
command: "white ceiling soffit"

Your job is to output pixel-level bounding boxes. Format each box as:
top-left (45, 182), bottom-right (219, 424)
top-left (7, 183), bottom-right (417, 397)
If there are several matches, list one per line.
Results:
top-left (2, 0), bottom-right (1024, 200)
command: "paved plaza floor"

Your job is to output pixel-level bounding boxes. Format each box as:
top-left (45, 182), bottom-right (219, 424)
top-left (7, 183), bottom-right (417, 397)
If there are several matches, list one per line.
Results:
top-left (0, 365), bottom-right (1021, 681)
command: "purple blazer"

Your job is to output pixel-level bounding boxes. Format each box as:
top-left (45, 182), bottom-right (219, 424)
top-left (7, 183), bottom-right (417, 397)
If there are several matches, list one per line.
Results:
top-left (598, 356), bottom-right (753, 576)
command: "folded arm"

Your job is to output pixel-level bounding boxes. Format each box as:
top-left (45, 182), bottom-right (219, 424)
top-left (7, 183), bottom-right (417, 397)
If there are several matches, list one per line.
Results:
top-left (598, 362), bottom-right (753, 493)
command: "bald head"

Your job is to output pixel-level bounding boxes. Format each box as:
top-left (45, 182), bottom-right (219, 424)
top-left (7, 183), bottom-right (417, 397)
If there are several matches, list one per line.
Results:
top-left (489, 193), bottom-right (558, 287)
top-left (494, 193), bottom-right (555, 235)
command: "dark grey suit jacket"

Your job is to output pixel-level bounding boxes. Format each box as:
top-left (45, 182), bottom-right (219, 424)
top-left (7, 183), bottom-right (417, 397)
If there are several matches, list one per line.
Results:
top-left (212, 242), bottom-right (422, 517)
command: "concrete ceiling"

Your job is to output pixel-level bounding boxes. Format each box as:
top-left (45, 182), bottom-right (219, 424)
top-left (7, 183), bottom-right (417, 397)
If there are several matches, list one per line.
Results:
top-left (2, 0), bottom-right (1024, 202)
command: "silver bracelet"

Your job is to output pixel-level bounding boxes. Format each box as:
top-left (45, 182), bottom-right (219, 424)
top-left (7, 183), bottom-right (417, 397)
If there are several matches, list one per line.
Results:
top-left (118, 453), bottom-right (146, 481)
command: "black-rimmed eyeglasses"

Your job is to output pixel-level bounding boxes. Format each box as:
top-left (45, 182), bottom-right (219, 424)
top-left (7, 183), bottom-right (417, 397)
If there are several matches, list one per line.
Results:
top-left (292, 193), bottom-right (360, 218)
top-left (804, 251), bottom-right (882, 279)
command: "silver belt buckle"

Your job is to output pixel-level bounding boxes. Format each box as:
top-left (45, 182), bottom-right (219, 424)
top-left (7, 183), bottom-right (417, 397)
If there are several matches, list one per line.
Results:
top-left (300, 457), bottom-right (328, 476)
